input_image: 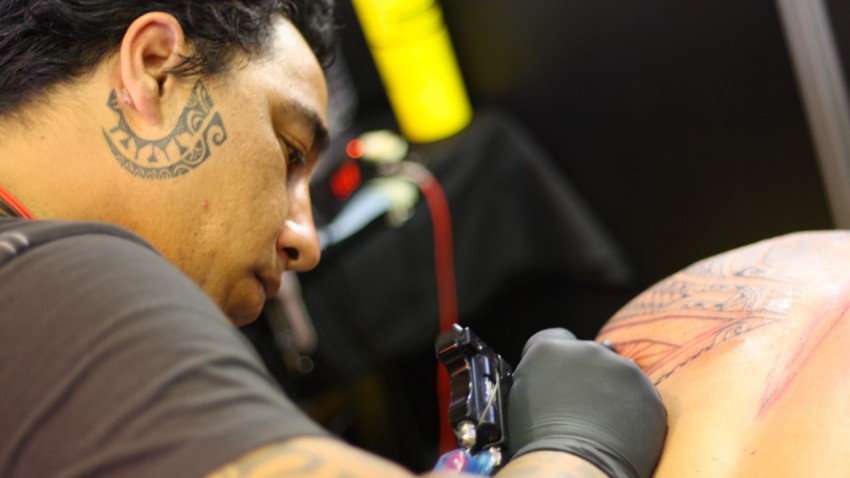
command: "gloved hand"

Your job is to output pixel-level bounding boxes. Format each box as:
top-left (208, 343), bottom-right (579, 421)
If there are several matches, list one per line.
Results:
top-left (506, 328), bottom-right (667, 478)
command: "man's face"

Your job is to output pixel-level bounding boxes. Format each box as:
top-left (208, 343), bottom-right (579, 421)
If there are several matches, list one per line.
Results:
top-left (114, 17), bottom-right (329, 325)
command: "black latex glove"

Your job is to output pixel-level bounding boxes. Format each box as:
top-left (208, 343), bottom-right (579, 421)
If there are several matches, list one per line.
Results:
top-left (506, 328), bottom-right (667, 478)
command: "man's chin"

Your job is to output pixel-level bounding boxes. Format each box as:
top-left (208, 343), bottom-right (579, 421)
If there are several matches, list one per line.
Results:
top-left (218, 280), bottom-right (267, 327)
top-left (227, 309), bottom-right (262, 327)
top-left (223, 296), bottom-right (264, 327)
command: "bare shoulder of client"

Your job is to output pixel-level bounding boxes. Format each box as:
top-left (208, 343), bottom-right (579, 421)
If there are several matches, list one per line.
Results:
top-left (597, 231), bottom-right (850, 478)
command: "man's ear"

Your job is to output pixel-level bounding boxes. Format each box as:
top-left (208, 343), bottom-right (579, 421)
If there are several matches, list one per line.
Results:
top-left (118, 12), bottom-right (188, 127)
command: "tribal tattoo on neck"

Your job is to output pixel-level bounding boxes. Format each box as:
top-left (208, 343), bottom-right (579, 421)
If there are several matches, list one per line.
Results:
top-left (102, 80), bottom-right (228, 179)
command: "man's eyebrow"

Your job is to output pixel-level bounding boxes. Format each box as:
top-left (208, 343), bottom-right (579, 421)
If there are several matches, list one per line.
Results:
top-left (290, 100), bottom-right (329, 155)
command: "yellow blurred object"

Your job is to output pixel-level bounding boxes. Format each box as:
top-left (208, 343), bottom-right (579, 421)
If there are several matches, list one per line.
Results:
top-left (352, 0), bottom-right (473, 143)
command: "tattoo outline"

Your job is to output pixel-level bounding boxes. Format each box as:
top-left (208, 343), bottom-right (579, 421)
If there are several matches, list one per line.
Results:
top-left (102, 80), bottom-right (227, 179)
top-left (598, 233), bottom-right (850, 386)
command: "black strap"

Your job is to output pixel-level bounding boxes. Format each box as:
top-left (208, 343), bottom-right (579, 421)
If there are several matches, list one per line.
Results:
top-left (0, 199), bottom-right (19, 218)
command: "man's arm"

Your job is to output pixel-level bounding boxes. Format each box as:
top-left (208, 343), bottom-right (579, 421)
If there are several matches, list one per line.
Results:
top-left (207, 438), bottom-right (606, 478)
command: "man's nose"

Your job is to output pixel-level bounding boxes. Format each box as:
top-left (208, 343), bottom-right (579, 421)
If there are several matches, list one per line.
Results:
top-left (277, 194), bottom-right (321, 272)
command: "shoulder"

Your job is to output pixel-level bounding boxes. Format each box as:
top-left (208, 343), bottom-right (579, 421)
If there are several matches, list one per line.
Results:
top-left (0, 218), bottom-right (209, 321)
top-left (0, 217), bottom-right (162, 279)
top-left (0, 217), bottom-right (238, 365)
top-left (0, 217), bottom-right (154, 252)
top-left (0, 219), bottom-right (327, 477)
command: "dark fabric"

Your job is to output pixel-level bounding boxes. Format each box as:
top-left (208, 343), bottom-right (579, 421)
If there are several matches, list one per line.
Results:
top-left (0, 219), bottom-right (327, 478)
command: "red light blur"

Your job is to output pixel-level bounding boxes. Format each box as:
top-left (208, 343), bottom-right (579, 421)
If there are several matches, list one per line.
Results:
top-left (346, 139), bottom-right (365, 159)
top-left (330, 159), bottom-right (362, 201)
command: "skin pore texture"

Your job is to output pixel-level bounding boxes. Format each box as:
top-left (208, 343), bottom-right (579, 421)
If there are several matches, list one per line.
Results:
top-left (597, 230), bottom-right (850, 477)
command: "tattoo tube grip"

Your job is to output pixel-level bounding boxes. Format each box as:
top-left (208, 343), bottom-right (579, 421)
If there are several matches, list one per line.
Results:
top-left (436, 324), bottom-right (513, 454)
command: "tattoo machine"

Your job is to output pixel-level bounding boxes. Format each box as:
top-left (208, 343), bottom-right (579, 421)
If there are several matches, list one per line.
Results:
top-left (433, 324), bottom-right (513, 475)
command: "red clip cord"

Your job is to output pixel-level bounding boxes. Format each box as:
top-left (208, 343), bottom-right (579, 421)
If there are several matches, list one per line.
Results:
top-left (412, 172), bottom-right (459, 455)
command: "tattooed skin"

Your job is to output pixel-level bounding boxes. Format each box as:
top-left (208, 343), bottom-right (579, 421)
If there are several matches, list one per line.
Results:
top-left (210, 442), bottom-right (323, 478)
top-left (598, 231), bottom-right (850, 387)
top-left (102, 81), bottom-right (227, 179)
top-left (596, 232), bottom-right (850, 477)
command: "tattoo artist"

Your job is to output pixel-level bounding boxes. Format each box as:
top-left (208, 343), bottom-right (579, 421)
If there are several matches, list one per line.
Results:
top-left (0, 1), bottom-right (666, 477)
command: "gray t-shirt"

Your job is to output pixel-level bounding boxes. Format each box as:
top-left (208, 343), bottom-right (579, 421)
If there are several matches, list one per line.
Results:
top-left (0, 219), bottom-right (327, 477)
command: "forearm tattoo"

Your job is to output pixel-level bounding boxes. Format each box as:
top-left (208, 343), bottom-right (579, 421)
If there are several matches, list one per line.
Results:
top-left (207, 441), bottom-right (403, 478)
top-left (102, 80), bottom-right (227, 179)
top-left (598, 232), bottom-right (850, 391)
top-left (209, 442), bottom-right (324, 478)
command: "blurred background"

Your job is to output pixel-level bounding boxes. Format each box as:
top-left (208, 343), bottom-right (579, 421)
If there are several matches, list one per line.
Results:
top-left (242, 0), bottom-right (848, 471)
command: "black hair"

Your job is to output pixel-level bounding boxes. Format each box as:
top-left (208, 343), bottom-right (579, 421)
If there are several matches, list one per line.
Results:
top-left (0, 0), bottom-right (337, 116)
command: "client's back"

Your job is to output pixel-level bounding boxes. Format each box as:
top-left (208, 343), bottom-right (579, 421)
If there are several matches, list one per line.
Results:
top-left (597, 231), bottom-right (850, 477)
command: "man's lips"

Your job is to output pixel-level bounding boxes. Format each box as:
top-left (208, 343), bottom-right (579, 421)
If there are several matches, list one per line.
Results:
top-left (257, 274), bottom-right (282, 300)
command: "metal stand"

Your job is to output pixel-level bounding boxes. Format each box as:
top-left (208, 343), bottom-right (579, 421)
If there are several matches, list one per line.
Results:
top-left (776, 0), bottom-right (850, 228)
